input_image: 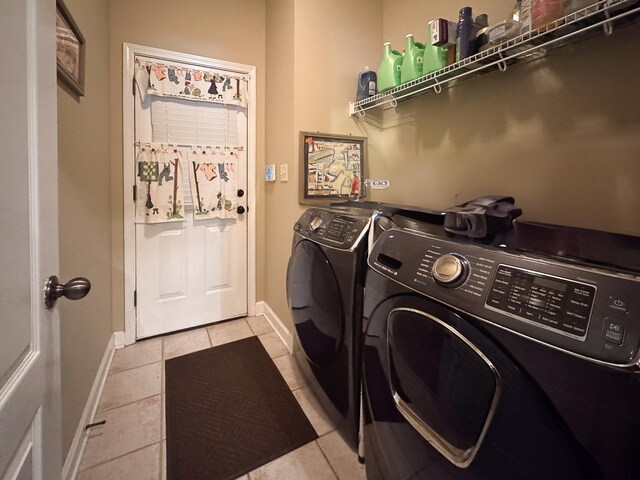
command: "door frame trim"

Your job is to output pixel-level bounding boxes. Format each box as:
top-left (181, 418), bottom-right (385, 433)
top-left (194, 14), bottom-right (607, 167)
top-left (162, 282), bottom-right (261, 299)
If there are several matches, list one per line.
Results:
top-left (121, 43), bottom-right (257, 346)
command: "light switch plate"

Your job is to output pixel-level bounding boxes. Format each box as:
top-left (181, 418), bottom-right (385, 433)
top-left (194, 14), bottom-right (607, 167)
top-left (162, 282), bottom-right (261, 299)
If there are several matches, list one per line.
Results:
top-left (279, 164), bottom-right (288, 182)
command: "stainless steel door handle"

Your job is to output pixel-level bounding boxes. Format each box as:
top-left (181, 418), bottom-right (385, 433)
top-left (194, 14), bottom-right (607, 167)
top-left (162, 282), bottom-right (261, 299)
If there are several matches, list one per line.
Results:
top-left (44, 276), bottom-right (91, 309)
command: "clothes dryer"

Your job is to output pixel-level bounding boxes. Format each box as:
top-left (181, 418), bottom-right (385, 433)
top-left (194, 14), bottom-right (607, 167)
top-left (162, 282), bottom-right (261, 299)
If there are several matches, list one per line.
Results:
top-left (362, 217), bottom-right (640, 479)
top-left (286, 204), bottom-right (443, 452)
top-left (286, 206), bottom-right (375, 451)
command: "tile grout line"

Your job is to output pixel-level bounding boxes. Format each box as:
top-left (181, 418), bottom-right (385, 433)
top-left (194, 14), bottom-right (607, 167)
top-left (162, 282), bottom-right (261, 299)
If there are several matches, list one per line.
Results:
top-left (108, 356), bottom-right (162, 376)
top-left (316, 439), bottom-right (341, 480)
top-left (95, 392), bottom-right (162, 416)
top-left (205, 324), bottom-right (214, 346)
top-left (104, 361), bottom-right (162, 386)
top-left (77, 440), bottom-right (163, 475)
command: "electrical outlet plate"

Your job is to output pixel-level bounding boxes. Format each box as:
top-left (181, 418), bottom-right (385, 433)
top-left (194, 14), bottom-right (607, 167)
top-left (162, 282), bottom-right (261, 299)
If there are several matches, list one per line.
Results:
top-left (279, 164), bottom-right (288, 182)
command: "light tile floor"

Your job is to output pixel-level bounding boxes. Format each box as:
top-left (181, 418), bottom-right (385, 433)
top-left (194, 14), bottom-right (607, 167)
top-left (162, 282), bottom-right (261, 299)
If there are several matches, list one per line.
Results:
top-left (76, 316), bottom-right (366, 480)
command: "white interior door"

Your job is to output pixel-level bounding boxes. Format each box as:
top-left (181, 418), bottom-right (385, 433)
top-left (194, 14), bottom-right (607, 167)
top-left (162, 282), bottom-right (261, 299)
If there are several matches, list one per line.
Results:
top-left (132, 54), bottom-right (248, 339)
top-left (0, 0), bottom-right (61, 478)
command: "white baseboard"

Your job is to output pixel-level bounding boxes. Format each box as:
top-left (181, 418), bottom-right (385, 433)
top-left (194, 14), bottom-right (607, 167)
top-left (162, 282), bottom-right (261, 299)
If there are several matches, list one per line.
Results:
top-left (113, 330), bottom-right (126, 349)
top-left (255, 301), bottom-right (293, 353)
top-left (61, 332), bottom-right (118, 480)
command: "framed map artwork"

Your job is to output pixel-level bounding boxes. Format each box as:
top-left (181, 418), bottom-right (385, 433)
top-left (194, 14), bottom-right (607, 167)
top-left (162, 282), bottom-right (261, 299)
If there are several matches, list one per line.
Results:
top-left (299, 132), bottom-right (366, 204)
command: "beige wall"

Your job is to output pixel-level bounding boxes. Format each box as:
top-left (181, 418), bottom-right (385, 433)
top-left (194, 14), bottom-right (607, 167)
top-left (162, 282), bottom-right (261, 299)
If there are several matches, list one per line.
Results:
top-left (57, 0), bottom-right (113, 458)
top-left (109, 0), bottom-right (267, 331)
top-left (264, 0), bottom-right (383, 330)
top-left (363, 0), bottom-right (640, 236)
top-left (54, 0), bottom-right (640, 462)
top-left (265, 0), bottom-right (295, 323)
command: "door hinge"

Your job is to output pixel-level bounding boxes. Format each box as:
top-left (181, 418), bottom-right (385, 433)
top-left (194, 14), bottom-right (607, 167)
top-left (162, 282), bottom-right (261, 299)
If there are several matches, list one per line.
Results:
top-left (133, 290), bottom-right (137, 308)
top-left (132, 77), bottom-right (137, 96)
top-left (133, 185), bottom-right (137, 202)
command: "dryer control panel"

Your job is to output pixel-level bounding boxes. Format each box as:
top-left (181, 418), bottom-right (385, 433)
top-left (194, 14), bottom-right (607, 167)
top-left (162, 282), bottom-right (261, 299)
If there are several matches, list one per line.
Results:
top-left (486, 265), bottom-right (595, 339)
top-left (369, 228), bottom-right (640, 367)
top-left (294, 208), bottom-right (371, 251)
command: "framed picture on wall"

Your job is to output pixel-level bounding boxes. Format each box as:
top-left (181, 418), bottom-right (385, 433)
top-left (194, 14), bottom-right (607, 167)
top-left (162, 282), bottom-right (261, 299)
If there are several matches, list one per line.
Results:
top-left (299, 131), bottom-right (366, 204)
top-left (56, 0), bottom-right (85, 96)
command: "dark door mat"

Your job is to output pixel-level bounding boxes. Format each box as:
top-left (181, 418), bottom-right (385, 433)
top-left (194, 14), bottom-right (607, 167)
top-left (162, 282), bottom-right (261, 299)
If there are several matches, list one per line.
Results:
top-left (165, 336), bottom-right (318, 480)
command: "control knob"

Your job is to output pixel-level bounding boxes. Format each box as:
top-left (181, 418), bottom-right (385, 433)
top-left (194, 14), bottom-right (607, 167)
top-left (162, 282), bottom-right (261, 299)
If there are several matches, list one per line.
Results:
top-left (309, 216), bottom-right (323, 232)
top-left (432, 254), bottom-right (468, 287)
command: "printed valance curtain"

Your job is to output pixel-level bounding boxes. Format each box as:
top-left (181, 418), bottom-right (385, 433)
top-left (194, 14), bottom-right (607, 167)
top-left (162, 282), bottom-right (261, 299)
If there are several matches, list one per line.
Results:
top-left (135, 61), bottom-right (248, 108)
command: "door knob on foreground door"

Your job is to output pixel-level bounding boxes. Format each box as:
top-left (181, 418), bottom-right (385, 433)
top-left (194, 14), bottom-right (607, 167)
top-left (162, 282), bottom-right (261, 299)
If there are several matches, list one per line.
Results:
top-left (237, 206), bottom-right (246, 214)
top-left (44, 276), bottom-right (91, 309)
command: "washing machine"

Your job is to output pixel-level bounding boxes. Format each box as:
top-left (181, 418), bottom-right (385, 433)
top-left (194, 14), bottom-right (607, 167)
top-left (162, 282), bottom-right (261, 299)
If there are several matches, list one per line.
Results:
top-left (362, 215), bottom-right (640, 479)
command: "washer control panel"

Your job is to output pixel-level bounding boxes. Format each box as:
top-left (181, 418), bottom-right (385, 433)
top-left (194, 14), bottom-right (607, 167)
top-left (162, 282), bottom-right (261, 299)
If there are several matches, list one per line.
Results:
top-left (294, 208), bottom-right (370, 250)
top-left (369, 228), bottom-right (640, 366)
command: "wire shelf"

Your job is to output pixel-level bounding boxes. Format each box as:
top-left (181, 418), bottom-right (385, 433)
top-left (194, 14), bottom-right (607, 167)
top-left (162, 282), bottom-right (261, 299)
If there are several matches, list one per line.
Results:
top-left (349, 0), bottom-right (640, 117)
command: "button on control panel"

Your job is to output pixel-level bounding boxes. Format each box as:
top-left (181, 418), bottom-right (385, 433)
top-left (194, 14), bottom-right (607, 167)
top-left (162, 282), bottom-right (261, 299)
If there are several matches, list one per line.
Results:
top-left (324, 216), bottom-right (357, 243)
top-left (602, 318), bottom-right (626, 345)
top-left (608, 297), bottom-right (628, 314)
top-left (485, 265), bottom-right (596, 339)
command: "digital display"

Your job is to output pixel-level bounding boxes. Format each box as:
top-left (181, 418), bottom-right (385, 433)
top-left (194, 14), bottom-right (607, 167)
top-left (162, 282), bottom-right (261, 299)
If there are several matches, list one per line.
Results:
top-left (533, 276), bottom-right (568, 292)
top-left (324, 216), bottom-right (355, 243)
top-left (485, 265), bottom-right (595, 338)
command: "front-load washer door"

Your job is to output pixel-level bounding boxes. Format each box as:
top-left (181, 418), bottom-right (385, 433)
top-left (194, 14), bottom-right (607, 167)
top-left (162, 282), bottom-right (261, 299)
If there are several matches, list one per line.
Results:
top-left (387, 307), bottom-right (500, 468)
top-left (363, 294), bottom-right (597, 480)
top-left (286, 239), bottom-right (343, 367)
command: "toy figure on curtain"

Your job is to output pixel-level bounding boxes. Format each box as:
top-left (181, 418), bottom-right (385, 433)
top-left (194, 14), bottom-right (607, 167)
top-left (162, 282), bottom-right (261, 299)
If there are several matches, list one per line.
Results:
top-left (135, 61), bottom-right (248, 108)
top-left (188, 149), bottom-right (238, 220)
top-left (135, 146), bottom-right (185, 223)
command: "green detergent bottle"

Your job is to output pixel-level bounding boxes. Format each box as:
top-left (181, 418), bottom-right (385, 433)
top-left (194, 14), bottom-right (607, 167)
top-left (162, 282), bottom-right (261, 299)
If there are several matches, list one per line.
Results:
top-left (377, 42), bottom-right (403, 92)
top-left (400, 34), bottom-right (425, 84)
top-left (423, 20), bottom-right (449, 75)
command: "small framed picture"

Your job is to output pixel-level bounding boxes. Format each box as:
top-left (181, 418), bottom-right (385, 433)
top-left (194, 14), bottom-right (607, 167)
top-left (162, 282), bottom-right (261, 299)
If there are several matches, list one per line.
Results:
top-left (56, 0), bottom-right (85, 96)
top-left (299, 132), bottom-right (366, 204)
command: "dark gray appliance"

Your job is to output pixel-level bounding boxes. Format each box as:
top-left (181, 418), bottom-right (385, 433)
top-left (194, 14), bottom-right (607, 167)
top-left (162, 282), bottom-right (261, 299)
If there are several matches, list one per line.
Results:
top-left (286, 206), bottom-right (374, 451)
top-left (362, 216), bottom-right (640, 480)
top-left (285, 203), bottom-right (445, 452)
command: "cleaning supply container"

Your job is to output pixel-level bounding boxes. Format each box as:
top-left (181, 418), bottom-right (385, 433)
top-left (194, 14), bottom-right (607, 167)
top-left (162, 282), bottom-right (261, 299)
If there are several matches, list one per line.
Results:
top-left (356, 67), bottom-right (377, 101)
top-left (456, 6), bottom-right (475, 61)
top-left (423, 20), bottom-right (449, 75)
top-left (400, 34), bottom-right (425, 84)
top-left (377, 42), bottom-right (403, 92)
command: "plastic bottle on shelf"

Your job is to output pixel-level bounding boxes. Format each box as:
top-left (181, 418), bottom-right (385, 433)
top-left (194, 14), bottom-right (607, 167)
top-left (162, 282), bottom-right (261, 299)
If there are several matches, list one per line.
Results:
top-left (456, 7), bottom-right (475, 62)
top-left (474, 13), bottom-right (489, 31)
top-left (478, 1), bottom-right (522, 52)
top-left (423, 21), bottom-right (449, 75)
top-left (512, 0), bottom-right (523, 22)
top-left (531, 0), bottom-right (564, 29)
top-left (520, 0), bottom-right (532, 33)
top-left (563, 0), bottom-right (592, 15)
top-left (356, 67), bottom-right (377, 102)
top-left (377, 42), bottom-right (403, 92)
top-left (400, 34), bottom-right (425, 83)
